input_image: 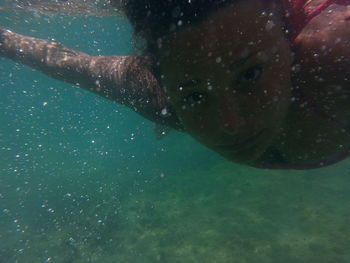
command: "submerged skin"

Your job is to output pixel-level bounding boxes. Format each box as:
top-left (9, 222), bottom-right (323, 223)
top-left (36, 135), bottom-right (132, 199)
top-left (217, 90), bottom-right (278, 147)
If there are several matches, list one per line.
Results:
top-left (158, 0), bottom-right (350, 168)
top-left (158, 1), bottom-right (293, 165)
top-left (0, 0), bottom-right (349, 169)
top-left (274, 4), bottom-right (350, 168)
top-left (0, 29), bottom-right (183, 130)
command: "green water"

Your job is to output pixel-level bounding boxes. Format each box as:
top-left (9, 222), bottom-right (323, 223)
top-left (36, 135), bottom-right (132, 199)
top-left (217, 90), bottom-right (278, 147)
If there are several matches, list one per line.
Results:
top-left (0, 7), bottom-right (349, 263)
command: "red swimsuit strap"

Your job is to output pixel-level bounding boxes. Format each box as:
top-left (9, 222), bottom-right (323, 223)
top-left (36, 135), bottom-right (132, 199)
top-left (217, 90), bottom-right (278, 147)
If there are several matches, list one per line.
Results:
top-left (283, 0), bottom-right (350, 42)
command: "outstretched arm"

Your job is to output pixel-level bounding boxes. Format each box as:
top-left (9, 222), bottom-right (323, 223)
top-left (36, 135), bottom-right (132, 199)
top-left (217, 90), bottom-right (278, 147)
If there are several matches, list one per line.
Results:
top-left (0, 28), bottom-right (183, 130)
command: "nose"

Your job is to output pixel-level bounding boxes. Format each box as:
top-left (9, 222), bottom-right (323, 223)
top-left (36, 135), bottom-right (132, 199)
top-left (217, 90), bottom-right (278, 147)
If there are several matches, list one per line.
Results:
top-left (219, 97), bottom-right (244, 134)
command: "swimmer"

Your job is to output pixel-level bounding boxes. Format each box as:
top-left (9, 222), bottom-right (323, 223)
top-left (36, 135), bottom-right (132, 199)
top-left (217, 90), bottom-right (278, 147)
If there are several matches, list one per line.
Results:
top-left (1, 0), bottom-right (349, 169)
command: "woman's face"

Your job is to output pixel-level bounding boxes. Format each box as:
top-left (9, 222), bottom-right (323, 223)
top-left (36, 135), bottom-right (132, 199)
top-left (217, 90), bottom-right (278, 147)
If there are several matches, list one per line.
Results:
top-left (158, 1), bottom-right (292, 164)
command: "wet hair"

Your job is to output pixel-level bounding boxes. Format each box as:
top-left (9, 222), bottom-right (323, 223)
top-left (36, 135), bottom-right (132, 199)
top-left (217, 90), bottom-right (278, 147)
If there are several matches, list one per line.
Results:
top-left (117, 0), bottom-right (233, 50)
top-left (116, 0), bottom-right (342, 48)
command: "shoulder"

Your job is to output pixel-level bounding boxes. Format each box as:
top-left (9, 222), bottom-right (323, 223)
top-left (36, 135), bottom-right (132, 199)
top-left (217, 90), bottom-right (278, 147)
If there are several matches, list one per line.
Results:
top-left (294, 4), bottom-right (350, 55)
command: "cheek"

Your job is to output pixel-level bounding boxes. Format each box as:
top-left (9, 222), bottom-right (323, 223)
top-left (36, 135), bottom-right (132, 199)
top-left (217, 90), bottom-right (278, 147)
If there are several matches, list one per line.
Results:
top-left (257, 73), bottom-right (291, 126)
top-left (261, 43), bottom-right (292, 97)
top-left (180, 111), bottom-right (211, 131)
top-left (263, 66), bottom-right (291, 103)
top-left (239, 70), bottom-right (291, 128)
top-left (174, 106), bottom-right (219, 136)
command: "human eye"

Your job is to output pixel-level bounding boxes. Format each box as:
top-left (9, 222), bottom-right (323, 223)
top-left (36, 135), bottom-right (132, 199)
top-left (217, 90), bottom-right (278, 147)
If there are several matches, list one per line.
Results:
top-left (237, 65), bottom-right (263, 84)
top-left (184, 92), bottom-right (206, 106)
top-left (178, 79), bottom-right (200, 91)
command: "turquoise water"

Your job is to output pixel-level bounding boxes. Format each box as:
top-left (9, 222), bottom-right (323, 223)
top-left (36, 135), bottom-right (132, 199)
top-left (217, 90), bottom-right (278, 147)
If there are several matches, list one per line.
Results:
top-left (1, 7), bottom-right (350, 263)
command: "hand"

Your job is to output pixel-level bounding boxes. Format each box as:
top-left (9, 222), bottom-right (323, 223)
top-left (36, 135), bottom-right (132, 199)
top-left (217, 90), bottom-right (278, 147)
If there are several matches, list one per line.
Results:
top-left (0, 27), bottom-right (4, 54)
top-left (0, 27), bottom-right (6, 42)
top-left (0, 27), bottom-right (8, 55)
top-left (0, 27), bottom-right (4, 40)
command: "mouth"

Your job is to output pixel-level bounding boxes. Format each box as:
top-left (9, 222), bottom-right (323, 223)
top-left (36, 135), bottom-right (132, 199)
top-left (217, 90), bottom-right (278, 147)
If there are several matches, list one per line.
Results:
top-left (216, 129), bottom-right (265, 152)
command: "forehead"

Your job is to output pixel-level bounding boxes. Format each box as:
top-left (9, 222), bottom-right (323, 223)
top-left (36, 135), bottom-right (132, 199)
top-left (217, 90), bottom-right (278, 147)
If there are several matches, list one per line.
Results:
top-left (158, 2), bottom-right (280, 61)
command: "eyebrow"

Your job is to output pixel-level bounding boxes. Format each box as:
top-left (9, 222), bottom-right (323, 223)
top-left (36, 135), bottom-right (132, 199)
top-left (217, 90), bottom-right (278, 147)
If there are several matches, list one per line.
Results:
top-left (177, 52), bottom-right (256, 88)
top-left (229, 52), bottom-right (256, 70)
top-left (179, 79), bottom-right (201, 89)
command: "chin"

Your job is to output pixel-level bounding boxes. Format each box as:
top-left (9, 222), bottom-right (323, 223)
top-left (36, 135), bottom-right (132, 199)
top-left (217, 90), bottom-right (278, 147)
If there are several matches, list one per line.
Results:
top-left (228, 151), bottom-right (264, 165)
top-left (219, 132), bottom-right (278, 165)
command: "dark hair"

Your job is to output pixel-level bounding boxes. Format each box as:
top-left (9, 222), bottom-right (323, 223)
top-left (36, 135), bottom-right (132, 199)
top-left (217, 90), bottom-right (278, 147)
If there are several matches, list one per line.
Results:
top-left (118, 0), bottom-right (232, 49)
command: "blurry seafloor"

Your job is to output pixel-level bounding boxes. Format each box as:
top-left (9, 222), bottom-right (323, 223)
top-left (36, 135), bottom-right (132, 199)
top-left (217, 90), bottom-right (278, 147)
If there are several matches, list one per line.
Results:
top-left (0, 4), bottom-right (350, 263)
